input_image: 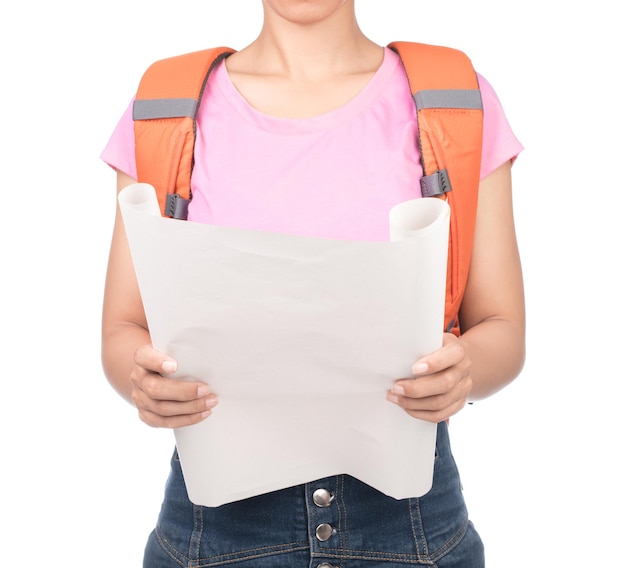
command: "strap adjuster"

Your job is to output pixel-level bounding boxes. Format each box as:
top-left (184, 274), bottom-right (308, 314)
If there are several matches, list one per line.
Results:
top-left (165, 193), bottom-right (190, 219)
top-left (420, 169), bottom-right (451, 198)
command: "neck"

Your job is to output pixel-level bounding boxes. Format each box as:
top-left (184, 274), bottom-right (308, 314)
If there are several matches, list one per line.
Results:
top-left (243, 2), bottom-right (380, 82)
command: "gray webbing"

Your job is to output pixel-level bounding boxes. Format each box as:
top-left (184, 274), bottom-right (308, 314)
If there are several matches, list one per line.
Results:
top-left (133, 98), bottom-right (199, 120)
top-left (421, 169), bottom-right (451, 198)
top-left (165, 193), bottom-right (191, 220)
top-left (414, 89), bottom-right (482, 111)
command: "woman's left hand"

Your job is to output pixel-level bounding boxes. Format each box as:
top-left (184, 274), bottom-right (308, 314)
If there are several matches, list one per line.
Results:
top-left (386, 333), bottom-right (473, 423)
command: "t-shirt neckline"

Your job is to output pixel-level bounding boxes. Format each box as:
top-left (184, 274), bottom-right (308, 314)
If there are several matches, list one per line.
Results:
top-left (213, 47), bottom-right (401, 134)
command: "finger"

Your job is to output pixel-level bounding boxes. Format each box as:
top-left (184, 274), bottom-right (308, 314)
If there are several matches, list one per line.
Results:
top-left (147, 392), bottom-right (218, 418)
top-left (391, 365), bottom-right (470, 400)
top-left (387, 370), bottom-right (472, 414)
top-left (401, 397), bottom-right (468, 424)
top-left (132, 383), bottom-right (218, 418)
top-left (137, 374), bottom-right (215, 403)
top-left (139, 407), bottom-right (214, 429)
top-left (387, 385), bottom-right (463, 412)
top-left (134, 344), bottom-right (178, 374)
top-left (411, 334), bottom-right (464, 376)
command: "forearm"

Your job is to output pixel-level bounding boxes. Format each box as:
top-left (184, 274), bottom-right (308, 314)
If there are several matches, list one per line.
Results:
top-left (456, 161), bottom-right (525, 401)
top-left (102, 169), bottom-right (151, 404)
top-left (101, 322), bottom-right (152, 404)
top-left (459, 317), bottom-right (525, 401)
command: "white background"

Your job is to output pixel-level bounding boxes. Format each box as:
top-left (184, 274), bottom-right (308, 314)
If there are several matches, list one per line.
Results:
top-left (1, 1), bottom-right (624, 565)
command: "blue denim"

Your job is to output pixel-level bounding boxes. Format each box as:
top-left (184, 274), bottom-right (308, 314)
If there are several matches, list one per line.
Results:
top-left (143, 421), bottom-right (484, 567)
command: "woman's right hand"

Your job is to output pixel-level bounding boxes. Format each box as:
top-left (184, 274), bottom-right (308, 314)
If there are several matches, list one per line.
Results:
top-left (130, 344), bottom-right (218, 428)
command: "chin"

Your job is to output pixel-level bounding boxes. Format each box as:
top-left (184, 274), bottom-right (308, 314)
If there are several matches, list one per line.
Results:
top-left (263, 0), bottom-right (351, 25)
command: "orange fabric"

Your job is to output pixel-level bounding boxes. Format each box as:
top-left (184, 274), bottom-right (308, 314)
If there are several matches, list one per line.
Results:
top-left (136, 47), bottom-right (236, 100)
top-left (388, 42), bottom-right (479, 91)
top-left (388, 42), bottom-right (483, 335)
top-left (134, 116), bottom-right (196, 213)
top-left (134, 47), bottom-right (235, 215)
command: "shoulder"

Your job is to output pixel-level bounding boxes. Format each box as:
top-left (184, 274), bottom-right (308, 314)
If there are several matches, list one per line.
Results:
top-left (475, 72), bottom-right (524, 177)
top-left (131, 48), bottom-right (236, 115)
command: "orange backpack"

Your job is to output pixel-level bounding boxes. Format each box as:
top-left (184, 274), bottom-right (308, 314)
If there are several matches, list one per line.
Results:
top-left (132, 42), bottom-right (483, 336)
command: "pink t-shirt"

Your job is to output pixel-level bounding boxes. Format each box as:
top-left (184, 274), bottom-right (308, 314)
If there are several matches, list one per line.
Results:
top-left (102, 47), bottom-right (522, 241)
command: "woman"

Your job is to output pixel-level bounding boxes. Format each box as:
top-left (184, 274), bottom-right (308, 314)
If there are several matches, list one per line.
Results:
top-left (101, 1), bottom-right (525, 566)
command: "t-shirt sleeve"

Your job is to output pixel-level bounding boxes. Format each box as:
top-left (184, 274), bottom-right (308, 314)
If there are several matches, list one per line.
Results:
top-left (100, 97), bottom-right (137, 180)
top-left (477, 73), bottom-right (523, 180)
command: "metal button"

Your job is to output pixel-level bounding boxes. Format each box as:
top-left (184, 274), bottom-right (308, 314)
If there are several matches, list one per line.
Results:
top-left (315, 523), bottom-right (334, 542)
top-left (312, 488), bottom-right (334, 508)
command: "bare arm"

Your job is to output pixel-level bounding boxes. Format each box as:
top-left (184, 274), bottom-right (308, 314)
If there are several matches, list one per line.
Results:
top-left (101, 171), bottom-right (152, 401)
top-left (457, 159), bottom-right (526, 399)
top-left (387, 161), bottom-right (525, 421)
top-left (101, 171), bottom-right (217, 427)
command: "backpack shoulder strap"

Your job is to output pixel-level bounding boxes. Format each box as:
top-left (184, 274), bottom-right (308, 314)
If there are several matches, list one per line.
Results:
top-left (133, 42), bottom-right (482, 334)
top-left (133, 47), bottom-right (236, 218)
top-left (388, 41), bottom-right (484, 335)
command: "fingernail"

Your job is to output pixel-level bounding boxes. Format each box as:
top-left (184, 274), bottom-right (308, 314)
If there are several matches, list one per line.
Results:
top-left (162, 360), bottom-right (177, 373)
top-left (205, 396), bottom-right (218, 408)
top-left (391, 384), bottom-right (405, 396)
top-left (197, 384), bottom-right (211, 397)
top-left (412, 362), bottom-right (428, 374)
top-left (386, 392), bottom-right (399, 404)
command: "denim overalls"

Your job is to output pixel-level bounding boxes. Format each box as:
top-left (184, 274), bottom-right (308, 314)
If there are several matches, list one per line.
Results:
top-left (143, 421), bottom-right (484, 567)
